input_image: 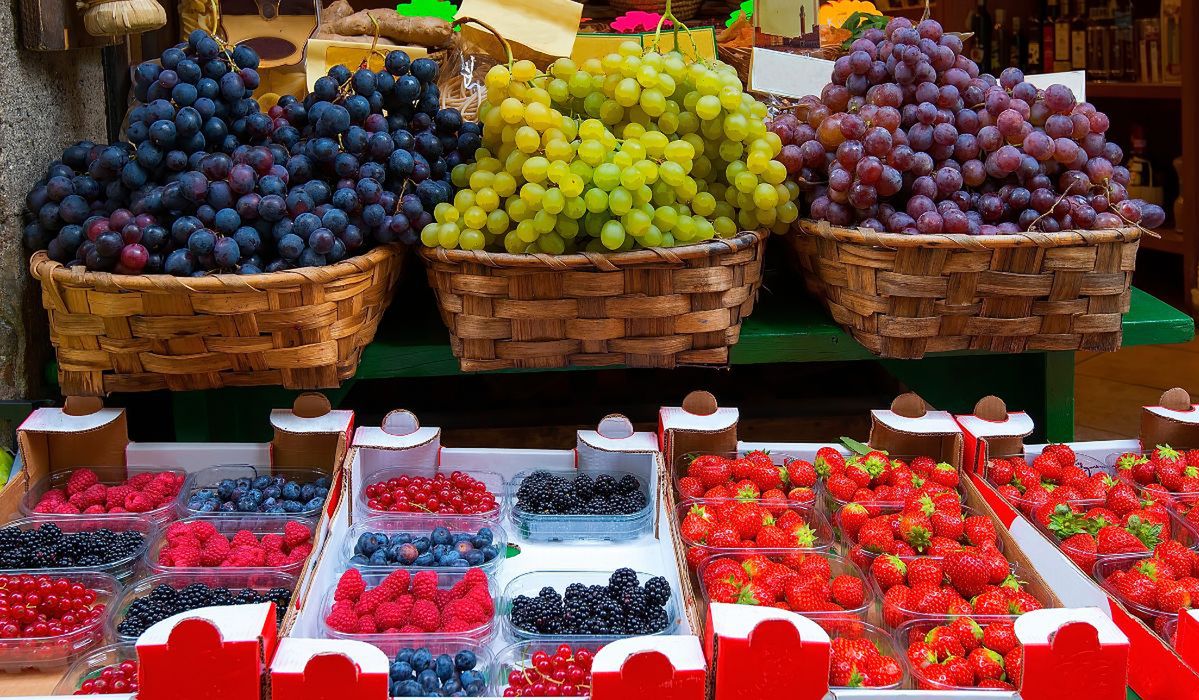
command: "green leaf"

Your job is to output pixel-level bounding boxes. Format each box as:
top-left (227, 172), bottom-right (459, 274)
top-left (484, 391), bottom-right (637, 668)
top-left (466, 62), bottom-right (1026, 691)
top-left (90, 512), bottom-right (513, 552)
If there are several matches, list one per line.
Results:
top-left (840, 437), bottom-right (878, 456)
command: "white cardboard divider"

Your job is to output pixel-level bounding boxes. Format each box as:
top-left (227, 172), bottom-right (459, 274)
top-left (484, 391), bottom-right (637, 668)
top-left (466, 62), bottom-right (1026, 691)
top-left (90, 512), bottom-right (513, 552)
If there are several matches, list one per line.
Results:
top-left (138, 602), bottom-right (276, 646)
top-left (270, 409), bottom-right (354, 436)
top-left (17, 407), bottom-right (123, 433)
top-left (270, 637), bottom-right (389, 674)
top-left (1144, 404), bottom-right (1199, 423)
top-left (592, 635), bottom-right (707, 673)
top-left (1014, 608), bottom-right (1127, 645)
top-left (956, 412), bottom-right (1036, 439)
top-left (872, 409), bottom-right (962, 435)
top-left (658, 405), bottom-right (738, 433)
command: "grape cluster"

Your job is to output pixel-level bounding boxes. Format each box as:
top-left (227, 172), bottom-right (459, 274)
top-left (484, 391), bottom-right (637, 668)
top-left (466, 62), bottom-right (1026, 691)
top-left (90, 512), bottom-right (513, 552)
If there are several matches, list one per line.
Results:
top-left (23, 30), bottom-right (476, 275)
top-left (774, 17), bottom-right (1165, 234)
top-left (421, 45), bottom-right (800, 253)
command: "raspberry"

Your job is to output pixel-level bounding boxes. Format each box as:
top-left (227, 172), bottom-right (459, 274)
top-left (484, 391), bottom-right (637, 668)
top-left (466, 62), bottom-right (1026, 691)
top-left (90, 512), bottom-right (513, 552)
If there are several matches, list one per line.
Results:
top-left (444, 598), bottom-right (485, 625)
top-left (83, 505), bottom-right (106, 514)
top-left (433, 589), bottom-right (453, 609)
top-left (354, 589), bottom-right (385, 616)
top-left (79, 483), bottom-right (108, 507)
top-left (39, 488), bottom-right (67, 504)
top-left (378, 569), bottom-right (410, 597)
top-left (188, 520), bottom-right (219, 542)
top-left (266, 551), bottom-right (288, 567)
top-left (411, 599), bottom-right (441, 632)
top-left (105, 485), bottom-right (134, 511)
top-left (412, 570), bottom-right (438, 600)
top-left (231, 530), bottom-right (259, 548)
top-left (441, 618), bottom-right (480, 633)
top-left (66, 469), bottom-right (99, 496)
top-left (397, 625), bottom-right (423, 634)
top-left (230, 546), bottom-right (266, 567)
top-left (169, 544), bottom-right (201, 567)
top-left (355, 615), bottom-right (378, 634)
top-left (53, 503), bottom-right (81, 515)
top-left (334, 568), bottom-right (366, 602)
top-left (199, 536), bottom-right (231, 567)
top-left (283, 521), bottom-right (310, 547)
top-left (467, 588), bottom-right (494, 617)
top-left (285, 543), bottom-right (312, 563)
top-left (128, 473), bottom-right (154, 489)
top-left (260, 534), bottom-right (285, 552)
top-left (109, 507), bottom-right (127, 513)
top-left (124, 493), bottom-right (153, 512)
top-left (392, 595), bottom-right (414, 619)
top-left (32, 501), bottom-right (58, 514)
top-left (462, 568), bottom-right (487, 587)
top-left (324, 606), bottom-right (358, 633)
top-left (375, 601), bottom-right (406, 629)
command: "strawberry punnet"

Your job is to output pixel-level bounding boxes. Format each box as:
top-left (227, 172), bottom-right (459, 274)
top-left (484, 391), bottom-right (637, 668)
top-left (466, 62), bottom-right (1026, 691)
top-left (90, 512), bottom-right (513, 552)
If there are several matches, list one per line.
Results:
top-left (899, 616), bottom-right (1023, 690)
top-left (1040, 502), bottom-right (1171, 571)
top-left (1096, 546), bottom-right (1199, 637)
top-left (838, 492), bottom-right (996, 568)
top-left (817, 449), bottom-right (959, 509)
top-left (677, 498), bottom-right (830, 568)
top-left (676, 451), bottom-right (817, 506)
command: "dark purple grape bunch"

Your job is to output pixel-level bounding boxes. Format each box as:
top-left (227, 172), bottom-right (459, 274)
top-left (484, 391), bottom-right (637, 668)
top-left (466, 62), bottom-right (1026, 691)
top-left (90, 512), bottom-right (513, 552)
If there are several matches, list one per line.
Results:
top-left (770, 16), bottom-right (1166, 235)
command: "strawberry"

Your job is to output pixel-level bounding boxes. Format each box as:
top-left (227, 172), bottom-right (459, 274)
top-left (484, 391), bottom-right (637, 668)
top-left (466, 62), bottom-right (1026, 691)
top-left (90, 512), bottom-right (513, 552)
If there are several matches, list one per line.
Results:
top-left (754, 526), bottom-right (789, 549)
top-left (1098, 517), bottom-right (1159, 555)
top-left (1032, 452), bottom-right (1064, 483)
top-left (1105, 482), bottom-right (1141, 516)
top-left (1061, 533), bottom-right (1099, 570)
top-left (830, 574), bottom-right (866, 608)
top-left (948, 616), bottom-right (984, 651)
top-left (678, 476), bottom-right (704, 499)
top-left (963, 516), bottom-right (997, 548)
top-left (942, 548), bottom-right (990, 598)
top-left (786, 522), bottom-right (818, 548)
top-left (838, 503), bottom-right (871, 539)
top-left (942, 657), bottom-right (974, 686)
top-left (814, 447), bottom-right (846, 477)
top-left (826, 473), bottom-right (859, 501)
top-left (1110, 569), bottom-right (1158, 609)
top-left (930, 510), bottom-right (965, 542)
top-left (729, 502), bottom-right (768, 539)
top-left (916, 664), bottom-right (953, 690)
top-left (1155, 540), bottom-right (1198, 578)
top-left (1004, 648), bottom-right (1024, 686)
top-left (882, 585), bottom-right (912, 627)
top-left (786, 459), bottom-right (817, 487)
top-left (786, 487), bottom-right (816, 504)
top-left (989, 458), bottom-right (1015, 485)
top-left (732, 480), bottom-right (760, 500)
top-left (898, 513), bottom-right (933, 552)
top-left (680, 505), bottom-right (713, 543)
top-left (907, 641), bottom-right (938, 671)
top-left (929, 463), bottom-right (959, 488)
top-left (708, 528), bottom-right (740, 548)
top-left (1156, 580), bottom-right (1192, 613)
top-left (907, 558), bottom-right (943, 587)
top-left (925, 626), bottom-right (965, 660)
top-left (856, 519), bottom-right (894, 553)
top-left (871, 554), bottom-right (907, 591)
top-left (968, 647), bottom-right (1006, 682)
top-left (748, 462), bottom-right (785, 492)
top-left (688, 455), bottom-right (732, 488)
top-left (982, 620), bottom-right (1018, 654)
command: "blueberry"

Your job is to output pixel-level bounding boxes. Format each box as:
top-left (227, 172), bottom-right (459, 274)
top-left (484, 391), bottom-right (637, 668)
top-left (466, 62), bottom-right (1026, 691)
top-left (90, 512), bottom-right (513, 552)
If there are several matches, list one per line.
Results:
top-left (434, 654), bottom-right (454, 680)
top-left (265, 503), bottom-right (286, 513)
top-left (300, 483), bottom-right (317, 501)
top-left (399, 543), bottom-right (419, 564)
top-left (455, 542), bottom-right (473, 556)
top-left (219, 501), bottom-right (236, 512)
top-left (236, 496), bottom-right (258, 512)
top-left (264, 485), bottom-right (282, 500)
top-left (413, 537), bottom-right (430, 553)
top-left (464, 550), bottom-right (484, 566)
top-left (231, 486), bottom-right (248, 501)
top-left (465, 681), bottom-right (485, 696)
top-left (196, 488), bottom-right (216, 500)
top-left (396, 680), bottom-right (423, 696)
top-left (452, 533), bottom-right (472, 545)
top-left (411, 648), bottom-right (431, 671)
top-left (455, 651), bottom-right (476, 672)
top-left (442, 679), bottom-right (462, 695)
top-left (372, 533), bottom-right (390, 550)
top-left (187, 496), bottom-right (207, 509)
top-left (315, 477), bottom-right (332, 489)
top-left (390, 660), bottom-right (413, 680)
top-left (262, 497), bottom-right (280, 510)
top-left (357, 532), bottom-right (380, 555)
top-left (304, 497), bottom-right (324, 511)
top-left (414, 552), bottom-right (435, 567)
top-left (217, 479), bottom-right (237, 498)
top-left (481, 546), bottom-right (498, 561)
top-left (476, 528), bottom-right (493, 545)
top-left (314, 486), bottom-right (329, 499)
top-left (431, 527), bottom-right (451, 546)
top-left (432, 544), bottom-right (450, 558)
top-left (370, 550), bottom-right (388, 565)
top-left (282, 482), bottom-right (301, 500)
top-left (417, 669), bottom-right (439, 691)
top-left (251, 475), bottom-right (272, 489)
top-left (396, 649), bottom-right (414, 664)
top-left (350, 554), bottom-right (369, 565)
top-left (390, 533), bottom-right (413, 546)
top-left (272, 475), bottom-right (287, 488)
top-left (282, 500), bottom-right (303, 512)
top-left (235, 477), bottom-right (252, 488)
top-left (196, 500), bottom-right (218, 513)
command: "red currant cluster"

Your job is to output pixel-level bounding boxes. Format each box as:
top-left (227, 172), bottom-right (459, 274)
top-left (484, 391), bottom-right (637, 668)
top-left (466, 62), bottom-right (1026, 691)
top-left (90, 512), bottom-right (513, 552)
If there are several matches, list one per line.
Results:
top-left (0, 574), bottom-right (105, 639)
top-left (503, 644), bottom-right (594, 697)
top-left (364, 471), bottom-right (499, 515)
top-left (76, 659), bottom-right (138, 694)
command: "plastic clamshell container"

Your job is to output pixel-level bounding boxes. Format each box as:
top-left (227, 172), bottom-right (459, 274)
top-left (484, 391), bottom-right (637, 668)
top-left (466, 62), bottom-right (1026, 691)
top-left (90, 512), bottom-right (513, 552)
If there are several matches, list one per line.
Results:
top-left (359, 467), bottom-right (506, 521)
top-left (671, 450), bottom-right (800, 498)
top-left (110, 569), bottom-right (296, 643)
top-left (0, 570), bottom-right (119, 673)
top-left (829, 622), bottom-right (907, 689)
top-left (500, 569), bottom-right (680, 643)
top-left (983, 452), bottom-right (1108, 514)
top-left (696, 550), bottom-right (874, 628)
top-left (321, 570), bottom-right (497, 644)
top-left (369, 636), bottom-right (494, 696)
top-left (1163, 616), bottom-right (1179, 649)
top-left (507, 469), bottom-right (654, 543)
top-left (145, 515), bottom-right (317, 576)
top-left (51, 642), bottom-right (137, 694)
top-left (181, 465), bottom-right (332, 519)
top-left (868, 560), bottom-right (1028, 629)
top-left (893, 616), bottom-right (1021, 690)
top-left (344, 515), bottom-right (507, 576)
top-left (492, 640), bottom-right (607, 695)
top-left (675, 498), bottom-right (835, 568)
top-left (0, 516), bottom-right (153, 583)
top-left (1033, 506), bottom-right (1199, 574)
top-left (817, 453), bottom-right (963, 514)
top-left (1105, 450), bottom-right (1199, 508)
top-left (1093, 553), bottom-right (1182, 638)
top-left (836, 502), bottom-right (1006, 562)
top-left (19, 466), bottom-right (186, 526)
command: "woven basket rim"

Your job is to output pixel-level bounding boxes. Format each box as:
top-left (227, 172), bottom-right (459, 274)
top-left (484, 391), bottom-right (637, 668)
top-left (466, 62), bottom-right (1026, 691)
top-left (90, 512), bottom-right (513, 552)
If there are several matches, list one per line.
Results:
top-left (29, 244), bottom-right (405, 292)
top-left (417, 229), bottom-right (768, 270)
top-left (796, 218), bottom-right (1142, 250)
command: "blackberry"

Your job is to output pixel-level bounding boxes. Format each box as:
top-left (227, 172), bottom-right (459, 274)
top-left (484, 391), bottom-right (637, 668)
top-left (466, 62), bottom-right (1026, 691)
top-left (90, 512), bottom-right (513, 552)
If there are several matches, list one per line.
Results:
top-left (618, 474), bottom-right (639, 494)
top-left (607, 568), bottom-right (640, 596)
top-left (0, 523), bottom-right (144, 569)
top-left (509, 572), bottom-right (672, 638)
top-left (116, 582), bottom-right (291, 638)
top-left (645, 576), bottom-right (672, 606)
top-left (593, 474), bottom-right (617, 497)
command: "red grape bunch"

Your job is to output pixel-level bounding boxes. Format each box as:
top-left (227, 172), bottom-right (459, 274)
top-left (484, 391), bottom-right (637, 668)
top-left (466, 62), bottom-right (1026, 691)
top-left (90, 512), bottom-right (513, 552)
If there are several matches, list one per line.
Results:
top-left (770, 16), bottom-right (1166, 235)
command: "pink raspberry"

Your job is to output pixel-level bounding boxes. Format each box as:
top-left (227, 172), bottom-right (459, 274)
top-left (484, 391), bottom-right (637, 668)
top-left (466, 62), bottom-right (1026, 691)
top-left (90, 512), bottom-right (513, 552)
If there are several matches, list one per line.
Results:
top-left (283, 521), bottom-right (310, 547)
top-left (124, 492), bottom-right (153, 512)
top-left (128, 472), bottom-right (154, 489)
top-left (199, 536), bottom-right (231, 567)
top-left (260, 534), bottom-right (285, 552)
top-left (39, 488), bottom-right (67, 504)
top-left (83, 505), bottom-right (106, 514)
top-left (187, 520), bottom-right (219, 542)
top-left (167, 544), bottom-right (201, 567)
top-left (33, 501), bottom-right (59, 514)
top-left (284, 543), bottom-right (312, 563)
top-left (231, 530), bottom-right (259, 548)
top-left (53, 503), bottom-right (81, 515)
top-left (66, 469), bottom-right (99, 496)
top-left (266, 551), bottom-right (288, 567)
top-left (355, 615), bottom-right (378, 634)
top-left (105, 485), bottom-right (134, 511)
top-left (79, 483), bottom-right (107, 507)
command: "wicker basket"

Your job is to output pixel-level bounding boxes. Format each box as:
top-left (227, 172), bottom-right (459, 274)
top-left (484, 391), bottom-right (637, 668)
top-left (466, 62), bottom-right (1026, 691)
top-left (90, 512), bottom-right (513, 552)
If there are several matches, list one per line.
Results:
top-left (418, 231), bottom-right (768, 371)
top-left (30, 245), bottom-right (406, 395)
top-left (788, 220), bottom-right (1141, 359)
top-left (610, 0), bottom-right (701, 21)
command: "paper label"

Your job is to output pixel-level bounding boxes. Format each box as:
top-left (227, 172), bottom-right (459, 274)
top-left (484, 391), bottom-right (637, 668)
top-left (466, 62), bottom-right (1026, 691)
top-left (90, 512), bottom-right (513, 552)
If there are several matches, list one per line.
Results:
top-left (1023, 70), bottom-right (1087, 102)
top-left (749, 49), bottom-right (832, 100)
top-left (572, 27), bottom-right (717, 64)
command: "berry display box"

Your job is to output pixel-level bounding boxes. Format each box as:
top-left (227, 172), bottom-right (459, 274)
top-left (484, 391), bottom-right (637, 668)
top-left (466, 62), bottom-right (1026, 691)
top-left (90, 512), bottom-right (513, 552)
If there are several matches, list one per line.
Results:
top-left (956, 390), bottom-right (1199, 700)
top-left (0, 393), bottom-right (353, 694)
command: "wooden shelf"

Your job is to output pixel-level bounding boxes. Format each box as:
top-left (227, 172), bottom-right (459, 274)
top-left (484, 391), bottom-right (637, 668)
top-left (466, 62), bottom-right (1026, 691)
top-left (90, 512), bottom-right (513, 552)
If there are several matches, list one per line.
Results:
top-left (1086, 82), bottom-right (1182, 100)
top-left (1141, 227), bottom-right (1187, 255)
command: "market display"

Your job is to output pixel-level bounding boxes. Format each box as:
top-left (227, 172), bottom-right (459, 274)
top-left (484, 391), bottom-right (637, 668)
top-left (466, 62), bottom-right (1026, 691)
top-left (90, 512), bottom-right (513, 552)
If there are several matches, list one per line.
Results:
top-left (114, 580), bottom-right (293, 638)
top-left (25, 469), bottom-right (184, 517)
top-left (897, 617), bottom-right (1024, 690)
top-left (0, 521), bottom-right (145, 571)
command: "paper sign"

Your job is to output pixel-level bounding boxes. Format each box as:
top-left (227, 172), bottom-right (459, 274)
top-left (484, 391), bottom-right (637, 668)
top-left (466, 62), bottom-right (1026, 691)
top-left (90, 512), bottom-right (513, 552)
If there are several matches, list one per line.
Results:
top-left (572, 27), bottom-right (717, 64)
top-left (755, 0), bottom-right (820, 39)
top-left (456, 0), bottom-right (582, 61)
top-left (1023, 70), bottom-right (1087, 102)
top-left (749, 48), bottom-right (832, 100)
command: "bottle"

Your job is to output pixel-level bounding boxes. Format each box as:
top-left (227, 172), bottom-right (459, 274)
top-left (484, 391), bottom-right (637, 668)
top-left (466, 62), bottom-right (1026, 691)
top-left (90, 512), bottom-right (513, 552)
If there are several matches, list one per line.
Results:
top-left (1113, 0), bottom-right (1134, 79)
top-left (1053, 0), bottom-right (1073, 71)
top-left (1042, 0), bottom-right (1057, 73)
top-left (1089, 0), bottom-right (1113, 79)
top-left (1028, 13), bottom-right (1042, 74)
top-left (990, 9), bottom-right (1008, 74)
top-left (1126, 125), bottom-right (1151, 188)
top-left (968, 0), bottom-right (993, 71)
top-left (1070, 0), bottom-right (1088, 70)
top-left (1011, 16), bottom-right (1030, 72)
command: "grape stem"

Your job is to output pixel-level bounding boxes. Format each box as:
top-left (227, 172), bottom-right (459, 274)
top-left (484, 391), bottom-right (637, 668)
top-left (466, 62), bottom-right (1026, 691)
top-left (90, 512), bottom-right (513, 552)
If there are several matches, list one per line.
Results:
top-left (650, 0), bottom-right (707, 66)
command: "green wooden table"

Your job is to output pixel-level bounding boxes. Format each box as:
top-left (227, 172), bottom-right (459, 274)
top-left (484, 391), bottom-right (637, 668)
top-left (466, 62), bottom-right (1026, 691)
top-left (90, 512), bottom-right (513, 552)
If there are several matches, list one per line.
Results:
top-left (160, 280), bottom-right (1193, 443)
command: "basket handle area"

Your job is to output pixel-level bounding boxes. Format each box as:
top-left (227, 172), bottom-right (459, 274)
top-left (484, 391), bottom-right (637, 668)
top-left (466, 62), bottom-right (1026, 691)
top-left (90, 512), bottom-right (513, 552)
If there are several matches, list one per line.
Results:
top-left (797, 219), bottom-right (1141, 251)
top-left (452, 16), bottom-right (515, 66)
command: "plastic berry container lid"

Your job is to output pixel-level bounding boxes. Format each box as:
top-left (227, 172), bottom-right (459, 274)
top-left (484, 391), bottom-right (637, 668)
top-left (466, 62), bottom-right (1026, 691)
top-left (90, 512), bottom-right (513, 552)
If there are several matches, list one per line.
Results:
top-left (983, 452), bottom-right (1107, 515)
top-left (344, 515), bottom-right (508, 576)
top-left (359, 467), bottom-right (507, 521)
top-left (507, 468), bottom-right (654, 543)
top-left (828, 621), bottom-right (907, 689)
top-left (695, 550), bottom-right (873, 624)
top-left (492, 640), bottom-right (605, 697)
top-left (52, 642), bottom-right (137, 695)
top-left (180, 464), bottom-right (333, 519)
top-left (1093, 553), bottom-right (1183, 638)
top-left (893, 615), bottom-right (1021, 690)
top-left (499, 569), bottom-right (680, 643)
top-left (19, 466), bottom-right (186, 525)
top-left (320, 569), bottom-right (497, 644)
top-left (672, 450), bottom-right (800, 498)
top-left (675, 497), bottom-right (836, 566)
top-left (109, 569), bottom-right (297, 644)
top-left (836, 502), bottom-right (1006, 563)
top-left (145, 515), bottom-right (318, 576)
top-left (0, 515), bottom-right (154, 584)
top-left (369, 636), bottom-right (495, 697)
top-left (0, 570), bottom-right (120, 673)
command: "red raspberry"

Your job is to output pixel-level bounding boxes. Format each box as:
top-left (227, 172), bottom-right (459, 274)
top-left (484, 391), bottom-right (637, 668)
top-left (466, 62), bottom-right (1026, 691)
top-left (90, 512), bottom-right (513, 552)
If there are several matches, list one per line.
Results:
top-left (444, 598), bottom-right (485, 625)
top-left (230, 547), bottom-right (266, 567)
top-left (392, 595), bottom-right (414, 619)
top-left (39, 488), bottom-right (67, 504)
top-left (468, 587), bottom-right (494, 617)
top-left (260, 534), bottom-right (285, 552)
top-left (398, 625), bottom-right (423, 634)
top-left (411, 599), bottom-right (441, 632)
top-left (375, 602), bottom-right (406, 629)
top-left (433, 589), bottom-right (453, 609)
top-left (285, 543), bottom-right (312, 563)
top-left (105, 485), bottom-right (134, 511)
top-left (412, 571), bottom-right (438, 600)
top-left (128, 472), bottom-right (154, 489)
top-left (462, 568), bottom-right (487, 587)
top-left (199, 537), bottom-right (231, 567)
top-left (354, 588), bottom-right (385, 616)
top-left (66, 469), bottom-right (99, 496)
top-left (266, 551), bottom-right (288, 567)
top-left (378, 569), bottom-right (410, 597)
top-left (109, 507), bottom-right (127, 513)
top-left (355, 615), bottom-right (378, 634)
top-left (334, 569), bottom-right (366, 602)
top-left (32, 501), bottom-right (59, 514)
top-left (231, 530), bottom-right (259, 548)
top-left (324, 604), bottom-right (358, 633)
top-left (283, 521), bottom-right (310, 547)
top-left (53, 503), bottom-right (82, 514)
top-left (188, 520), bottom-right (219, 542)
top-left (79, 483), bottom-right (108, 507)
top-left (169, 544), bottom-right (201, 567)
top-left (124, 492), bottom-right (153, 513)
top-left (83, 505), bottom-right (106, 514)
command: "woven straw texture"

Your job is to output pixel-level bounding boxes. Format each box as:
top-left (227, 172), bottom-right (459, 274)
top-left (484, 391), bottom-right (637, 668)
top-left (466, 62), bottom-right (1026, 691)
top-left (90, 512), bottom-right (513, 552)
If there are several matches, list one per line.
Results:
top-left (789, 219), bottom-right (1141, 359)
top-left (419, 230), bottom-right (767, 371)
top-left (30, 245), bottom-right (406, 395)
top-left (609, 0), bottom-right (700, 20)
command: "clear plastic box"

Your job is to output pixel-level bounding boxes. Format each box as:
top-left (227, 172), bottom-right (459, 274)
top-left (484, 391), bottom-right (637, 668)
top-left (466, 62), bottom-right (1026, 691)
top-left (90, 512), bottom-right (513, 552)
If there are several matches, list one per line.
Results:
top-left (51, 642), bottom-right (137, 694)
top-left (492, 640), bottom-right (605, 696)
top-left (320, 570), bottom-right (496, 644)
top-left (1093, 553), bottom-right (1182, 638)
top-left (696, 551), bottom-right (873, 627)
top-left (675, 498), bottom-right (835, 568)
top-left (829, 622), bottom-right (907, 689)
top-left (835, 502), bottom-right (1006, 564)
top-left (360, 467), bottom-right (506, 521)
top-left (0, 515), bottom-right (153, 583)
top-left (0, 570), bottom-right (118, 673)
top-left (868, 560), bottom-right (1029, 629)
top-left (180, 465), bottom-right (332, 518)
top-left (507, 469), bottom-right (654, 543)
top-left (1105, 449), bottom-right (1199, 507)
top-left (983, 452), bottom-right (1107, 515)
top-left (671, 450), bottom-right (800, 498)
top-left (345, 515), bottom-right (507, 575)
top-left (19, 466), bottom-right (186, 526)
top-left (145, 515), bottom-right (317, 576)
top-left (1032, 505), bottom-right (1199, 573)
top-left (110, 569), bottom-right (296, 643)
top-left (816, 453), bottom-right (962, 514)
top-left (500, 570), bottom-right (680, 642)
top-left (893, 616), bottom-right (1021, 690)
top-left (371, 636), bottom-right (494, 697)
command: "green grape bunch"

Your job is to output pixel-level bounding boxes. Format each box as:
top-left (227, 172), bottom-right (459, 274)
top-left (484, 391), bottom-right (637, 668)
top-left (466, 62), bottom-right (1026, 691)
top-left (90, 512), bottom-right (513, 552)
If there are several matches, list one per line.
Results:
top-left (420, 41), bottom-right (801, 253)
